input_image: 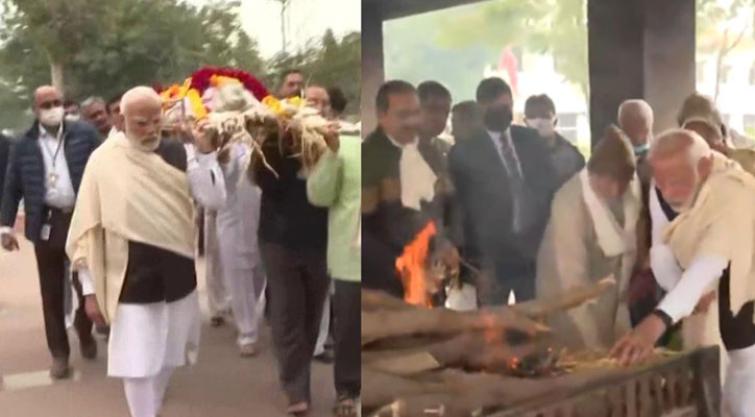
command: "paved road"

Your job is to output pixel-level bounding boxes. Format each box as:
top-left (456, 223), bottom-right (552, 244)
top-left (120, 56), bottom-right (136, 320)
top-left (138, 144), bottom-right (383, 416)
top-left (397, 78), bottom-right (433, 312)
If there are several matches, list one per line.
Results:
top-left (0, 239), bottom-right (335, 417)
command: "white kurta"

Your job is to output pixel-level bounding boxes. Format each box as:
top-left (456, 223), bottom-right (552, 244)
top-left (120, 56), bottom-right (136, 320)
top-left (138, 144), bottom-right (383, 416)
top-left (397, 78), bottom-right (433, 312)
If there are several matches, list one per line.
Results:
top-left (108, 291), bottom-right (201, 378)
top-left (648, 181), bottom-right (728, 370)
top-left (192, 144), bottom-right (266, 345)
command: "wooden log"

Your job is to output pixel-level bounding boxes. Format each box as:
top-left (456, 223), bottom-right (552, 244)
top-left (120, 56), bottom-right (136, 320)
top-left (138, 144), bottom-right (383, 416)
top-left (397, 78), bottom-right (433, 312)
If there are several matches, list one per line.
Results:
top-left (362, 278), bottom-right (615, 346)
top-left (507, 276), bottom-right (616, 319)
top-left (362, 305), bottom-right (549, 346)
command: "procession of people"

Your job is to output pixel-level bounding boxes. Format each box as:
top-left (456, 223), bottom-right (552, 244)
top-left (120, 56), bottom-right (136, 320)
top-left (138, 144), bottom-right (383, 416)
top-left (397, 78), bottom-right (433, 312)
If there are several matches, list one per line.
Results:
top-left (0, 63), bottom-right (360, 417)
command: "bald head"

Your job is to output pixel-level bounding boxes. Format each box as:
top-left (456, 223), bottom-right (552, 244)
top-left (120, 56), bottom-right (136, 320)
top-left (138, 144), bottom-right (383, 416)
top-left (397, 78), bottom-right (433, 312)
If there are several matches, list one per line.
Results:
top-left (121, 86), bottom-right (163, 151)
top-left (650, 129), bottom-right (713, 212)
top-left (33, 86), bottom-right (65, 128)
top-left (121, 86), bottom-right (161, 117)
top-left (618, 99), bottom-right (654, 147)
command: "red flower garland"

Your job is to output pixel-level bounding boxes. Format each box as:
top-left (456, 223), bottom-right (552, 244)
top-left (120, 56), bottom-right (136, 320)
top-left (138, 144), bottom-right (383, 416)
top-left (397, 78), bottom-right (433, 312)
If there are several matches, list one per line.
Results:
top-left (188, 66), bottom-right (269, 101)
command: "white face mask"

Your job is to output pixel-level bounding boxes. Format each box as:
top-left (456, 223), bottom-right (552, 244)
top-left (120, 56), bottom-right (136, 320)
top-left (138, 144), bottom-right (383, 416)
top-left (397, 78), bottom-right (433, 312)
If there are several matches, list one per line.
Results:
top-left (39, 106), bottom-right (65, 127)
top-left (525, 117), bottom-right (556, 138)
top-left (65, 113), bottom-right (80, 122)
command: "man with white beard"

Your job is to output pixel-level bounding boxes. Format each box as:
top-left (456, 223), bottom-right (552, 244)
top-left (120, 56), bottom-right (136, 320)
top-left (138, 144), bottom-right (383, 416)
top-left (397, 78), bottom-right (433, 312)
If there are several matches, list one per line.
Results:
top-left (611, 129), bottom-right (755, 417)
top-left (67, 86), bottom-right (225, 417)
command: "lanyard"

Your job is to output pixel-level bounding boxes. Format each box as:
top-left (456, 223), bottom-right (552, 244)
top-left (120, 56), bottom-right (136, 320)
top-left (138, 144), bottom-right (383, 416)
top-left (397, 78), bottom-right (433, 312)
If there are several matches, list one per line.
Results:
top-left (40, 125), bottom-right (65, 169)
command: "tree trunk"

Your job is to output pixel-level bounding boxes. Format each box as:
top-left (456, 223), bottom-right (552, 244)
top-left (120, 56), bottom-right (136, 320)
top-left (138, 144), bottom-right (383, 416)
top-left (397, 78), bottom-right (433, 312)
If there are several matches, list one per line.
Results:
top-left (49, 60), bottom-right (64, 95)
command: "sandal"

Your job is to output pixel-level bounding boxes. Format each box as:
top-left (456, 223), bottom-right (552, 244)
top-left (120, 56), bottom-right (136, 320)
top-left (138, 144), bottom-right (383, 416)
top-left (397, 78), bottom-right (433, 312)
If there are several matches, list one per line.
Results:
top-left (334, 395), bottom-right (358, 417)
top-left (286, 401), bottom-right (309, 416)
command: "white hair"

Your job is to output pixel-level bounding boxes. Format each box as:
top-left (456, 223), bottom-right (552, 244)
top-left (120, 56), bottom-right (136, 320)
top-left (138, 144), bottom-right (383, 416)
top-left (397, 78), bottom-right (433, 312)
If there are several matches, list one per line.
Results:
top-left (121, 86), bottom-right (161, 117)
top-left (649, 128), bottom-right (712, 166)
top-left (617, 99), bottom-right (654, 127)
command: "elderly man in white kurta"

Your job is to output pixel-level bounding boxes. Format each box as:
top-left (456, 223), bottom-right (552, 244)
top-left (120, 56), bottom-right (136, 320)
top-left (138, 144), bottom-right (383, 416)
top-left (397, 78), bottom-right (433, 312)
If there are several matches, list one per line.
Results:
top-left (67, 86), bottom-right (225, 417)
top-left (612, 129), bottom-right (755, 417)
top-left (537, 125), bottom-right (640, 350)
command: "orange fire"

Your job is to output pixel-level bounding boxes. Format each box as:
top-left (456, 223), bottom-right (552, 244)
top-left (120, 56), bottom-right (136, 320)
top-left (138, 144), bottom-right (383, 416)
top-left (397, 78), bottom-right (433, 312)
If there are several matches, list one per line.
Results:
top-left (396, 221), bottom-right (437, 307)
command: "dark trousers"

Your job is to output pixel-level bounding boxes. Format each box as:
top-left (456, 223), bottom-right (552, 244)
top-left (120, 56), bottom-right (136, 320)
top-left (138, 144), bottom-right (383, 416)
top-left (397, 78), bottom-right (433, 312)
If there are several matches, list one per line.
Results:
top-left (32, 209), bottom-right (93, 359)
top-left (261, 242), bottom-right (330, 404)
top-left (333, 279), bottom-right (360, 398)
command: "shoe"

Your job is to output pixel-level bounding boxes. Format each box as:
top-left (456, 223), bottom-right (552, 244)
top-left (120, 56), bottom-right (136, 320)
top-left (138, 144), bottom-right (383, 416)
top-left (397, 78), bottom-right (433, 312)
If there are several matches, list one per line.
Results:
top-left (210, 316), bottom-right (225, 327)
top-left (313, 349), bottom-right (334, 364)
top-left (239, 342), bottom-right (258, 357)
top-left (286, 401), bottom-right (309, 416)
top-left (80, 337), bottom-right (98, 360)
top-left (49, 357), bottom-right (71, 379)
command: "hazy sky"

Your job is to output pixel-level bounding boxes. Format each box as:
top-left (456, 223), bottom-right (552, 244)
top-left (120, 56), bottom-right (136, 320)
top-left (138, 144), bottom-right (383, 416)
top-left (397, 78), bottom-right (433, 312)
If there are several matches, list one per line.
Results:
top-left (186, 0), bottom-right (361, 58)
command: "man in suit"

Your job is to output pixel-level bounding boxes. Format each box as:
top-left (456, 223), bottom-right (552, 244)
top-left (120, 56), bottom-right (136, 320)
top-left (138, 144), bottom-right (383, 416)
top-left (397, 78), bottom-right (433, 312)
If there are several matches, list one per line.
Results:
top-left (449, 78), bottom-right (557, 304)
top-left (0, 85), bottom-right (101, 378)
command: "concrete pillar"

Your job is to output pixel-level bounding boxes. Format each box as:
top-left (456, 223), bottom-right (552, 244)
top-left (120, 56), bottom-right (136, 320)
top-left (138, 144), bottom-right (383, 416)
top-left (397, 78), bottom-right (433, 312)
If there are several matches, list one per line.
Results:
top-left (588, 0), bottom-right (695, 144)
top-left (361, 1), bottom-right (384, 137)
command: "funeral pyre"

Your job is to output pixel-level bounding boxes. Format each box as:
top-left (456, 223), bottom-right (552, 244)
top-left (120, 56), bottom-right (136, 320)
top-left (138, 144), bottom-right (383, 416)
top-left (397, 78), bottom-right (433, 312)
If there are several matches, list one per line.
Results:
top-left (158, 66), bottom-right (331, 178)
top-left (363, 223), bottom-right (719, 417)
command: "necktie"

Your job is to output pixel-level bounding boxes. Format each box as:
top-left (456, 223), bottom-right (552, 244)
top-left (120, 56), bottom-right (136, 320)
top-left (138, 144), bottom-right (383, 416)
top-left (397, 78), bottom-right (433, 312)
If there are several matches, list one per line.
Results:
top-left (498, 134), bottom-right (527, 233)
top-left (498, 134), bottom-right (523, 182)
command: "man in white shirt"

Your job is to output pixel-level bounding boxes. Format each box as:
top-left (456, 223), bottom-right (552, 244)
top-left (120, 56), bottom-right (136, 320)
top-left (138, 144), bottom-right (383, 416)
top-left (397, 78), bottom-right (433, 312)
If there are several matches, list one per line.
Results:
top-left (1, 85), bottom-right (101, 379)
top-left (611, 129), bottom-right (755, 417)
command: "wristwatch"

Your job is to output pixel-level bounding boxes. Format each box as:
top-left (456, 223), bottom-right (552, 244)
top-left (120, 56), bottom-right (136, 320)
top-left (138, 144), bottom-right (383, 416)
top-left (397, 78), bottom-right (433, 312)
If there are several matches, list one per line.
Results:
top-left (652, 309), bottom-right (674, 330)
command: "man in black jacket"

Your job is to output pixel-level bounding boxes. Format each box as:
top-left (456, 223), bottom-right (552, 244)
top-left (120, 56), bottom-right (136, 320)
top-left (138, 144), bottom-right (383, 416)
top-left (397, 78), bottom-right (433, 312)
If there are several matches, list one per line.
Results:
top-left (0, 85), bottom-right (101, 378)
top-left (449, 78), bottom-right (558, 304)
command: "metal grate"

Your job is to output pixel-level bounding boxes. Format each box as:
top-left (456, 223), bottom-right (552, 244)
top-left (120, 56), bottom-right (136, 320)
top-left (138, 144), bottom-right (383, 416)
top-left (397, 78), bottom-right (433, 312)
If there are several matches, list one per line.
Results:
top-left (486, 347), bottom-right (720, 417)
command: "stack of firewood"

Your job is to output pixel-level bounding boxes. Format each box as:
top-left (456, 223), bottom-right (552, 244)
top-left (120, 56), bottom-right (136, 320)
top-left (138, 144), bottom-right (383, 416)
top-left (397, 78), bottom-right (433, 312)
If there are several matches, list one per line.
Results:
top-left (362, 278), bottom-right (619, 417)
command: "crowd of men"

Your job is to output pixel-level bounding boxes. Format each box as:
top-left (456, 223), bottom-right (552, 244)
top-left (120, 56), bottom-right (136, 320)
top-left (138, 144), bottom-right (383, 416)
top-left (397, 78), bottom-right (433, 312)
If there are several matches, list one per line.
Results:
top-left (0, 69), bottom-right (360, 417)
top-left (361, 77), bottom-right (755, 417)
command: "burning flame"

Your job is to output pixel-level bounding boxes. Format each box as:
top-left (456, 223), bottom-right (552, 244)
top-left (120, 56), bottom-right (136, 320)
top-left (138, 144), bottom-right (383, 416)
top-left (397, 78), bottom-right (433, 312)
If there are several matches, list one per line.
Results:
top-left (396, 222), bottom-right (437, 307)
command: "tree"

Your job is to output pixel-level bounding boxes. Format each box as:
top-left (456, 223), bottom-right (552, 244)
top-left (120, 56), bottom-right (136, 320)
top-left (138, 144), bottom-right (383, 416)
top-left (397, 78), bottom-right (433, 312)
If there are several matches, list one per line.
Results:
top-left (0, 0), bottom-right (264, 132)
top-left (696, 0), bottom-right (753, 101)
top-left (435, 0), bottom-right (588, 97)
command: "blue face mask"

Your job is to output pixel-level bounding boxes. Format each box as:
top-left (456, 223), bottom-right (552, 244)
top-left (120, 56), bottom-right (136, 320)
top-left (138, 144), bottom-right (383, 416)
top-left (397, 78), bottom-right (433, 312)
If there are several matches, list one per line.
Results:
top-left (634, 143), bottom-right (650, 156)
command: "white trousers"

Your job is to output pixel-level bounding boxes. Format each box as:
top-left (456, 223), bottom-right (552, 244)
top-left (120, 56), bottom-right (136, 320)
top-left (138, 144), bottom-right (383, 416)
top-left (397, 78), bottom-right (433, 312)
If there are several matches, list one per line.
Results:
top-left (123, 367), bottom-right (174, 417)
top-left (220, 262), bottom-right (266, 346)
top-left (204, 212), bottom-right (230, 317)
top-left (314, 292), bottom-right (331, 356)
top-left (724, 344), bottom-right (755, 417)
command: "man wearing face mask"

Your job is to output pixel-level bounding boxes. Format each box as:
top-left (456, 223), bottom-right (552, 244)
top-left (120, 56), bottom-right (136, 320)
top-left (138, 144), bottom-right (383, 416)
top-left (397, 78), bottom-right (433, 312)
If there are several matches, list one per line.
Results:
top-left (0, 85), bottom-right (101, 378)
top-left (618, 99), bottom-right (654, 185)
top-left (537, 126), bottom-right (639, 349)
top-left (65, 86), bottom-right (225, 417)
top-left (64, 99), bottom-right (81, 122)
top-left (363, 80), bottom-right (460, 300)
top-left (449, 77), bottom-right (557, 304)
top-left (524, 94), bottom-right (584, 188)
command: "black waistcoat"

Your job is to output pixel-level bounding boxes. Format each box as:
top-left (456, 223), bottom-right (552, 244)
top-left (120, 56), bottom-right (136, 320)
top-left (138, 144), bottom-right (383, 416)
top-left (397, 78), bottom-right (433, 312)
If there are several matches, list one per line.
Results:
top-left (117, 138), bottom-right (197, 304)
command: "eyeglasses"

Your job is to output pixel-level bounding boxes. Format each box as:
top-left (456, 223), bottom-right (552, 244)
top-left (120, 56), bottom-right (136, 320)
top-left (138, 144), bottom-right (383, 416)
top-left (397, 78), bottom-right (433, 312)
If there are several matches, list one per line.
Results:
top-left (38, 99), bottom-right (62, 110)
